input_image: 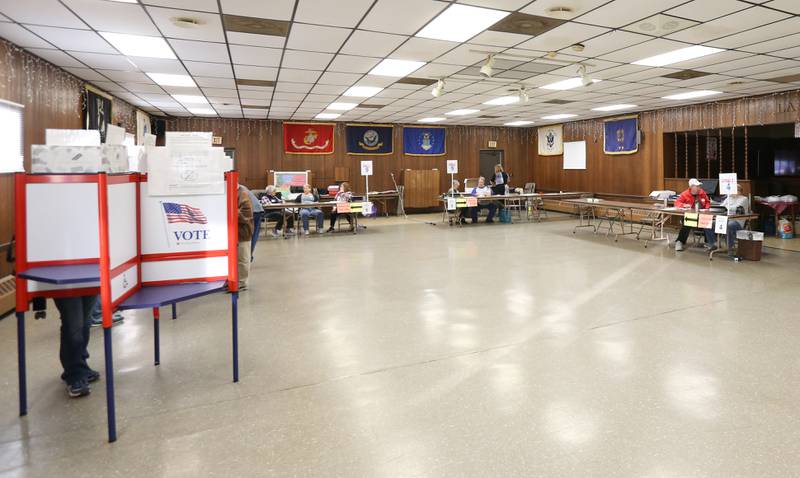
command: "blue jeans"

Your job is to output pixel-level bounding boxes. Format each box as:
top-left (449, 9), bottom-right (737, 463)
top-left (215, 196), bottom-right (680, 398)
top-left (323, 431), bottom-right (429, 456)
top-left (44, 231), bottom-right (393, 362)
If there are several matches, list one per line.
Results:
top-left (706, 222), bottom-right (743, 250)
top-left (470, 203), bottom-right (497, 222)
top-left (300, 208), bottom-right (324, 230)
top-left (55, 296), bottom-right (96, 383)
top-left (251, 211), bottom-right (263, 259)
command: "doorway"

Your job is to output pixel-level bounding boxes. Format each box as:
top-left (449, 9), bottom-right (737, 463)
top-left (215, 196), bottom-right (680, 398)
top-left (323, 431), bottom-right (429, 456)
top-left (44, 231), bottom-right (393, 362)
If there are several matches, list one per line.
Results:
top-left (479, 149), bottom-right (504, 181)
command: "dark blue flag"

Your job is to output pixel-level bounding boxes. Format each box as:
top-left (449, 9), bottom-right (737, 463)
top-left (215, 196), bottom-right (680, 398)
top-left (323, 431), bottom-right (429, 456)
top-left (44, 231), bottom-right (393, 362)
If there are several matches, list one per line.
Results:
top-left (346, 124), bottom-right (393, 155)
top-left (603, 116), bottom-right (639, 154)
top-left (403, 126), bottom-right (446, 156)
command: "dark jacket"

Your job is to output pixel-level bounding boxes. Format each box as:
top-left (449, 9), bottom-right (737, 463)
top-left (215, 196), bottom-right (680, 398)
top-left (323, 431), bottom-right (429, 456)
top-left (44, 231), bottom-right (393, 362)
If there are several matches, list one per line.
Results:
top-left (238, 188), bottom-right (254, 242)
top-left (490, 171), bottom-right (509, 195)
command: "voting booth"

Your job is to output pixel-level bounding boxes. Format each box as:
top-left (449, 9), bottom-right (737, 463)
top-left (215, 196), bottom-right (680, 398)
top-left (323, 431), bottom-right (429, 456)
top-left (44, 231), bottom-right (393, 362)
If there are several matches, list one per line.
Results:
top-left (14, 132), bottom-right (240, 443)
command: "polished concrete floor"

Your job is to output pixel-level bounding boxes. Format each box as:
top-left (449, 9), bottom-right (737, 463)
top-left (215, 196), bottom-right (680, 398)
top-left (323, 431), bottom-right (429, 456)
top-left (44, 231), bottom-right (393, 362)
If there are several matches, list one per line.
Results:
top-left (2, 214), bottom-right (800, 477)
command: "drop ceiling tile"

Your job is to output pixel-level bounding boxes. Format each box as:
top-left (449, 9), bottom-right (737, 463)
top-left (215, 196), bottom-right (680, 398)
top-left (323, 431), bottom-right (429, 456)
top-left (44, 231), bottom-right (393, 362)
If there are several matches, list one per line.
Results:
top-left (26, 26), bottom-right (116, 53)
top-left (412, 63), bottom-right (465, 78)
top-left (121, 83), bottom-right (164, 94)
top-left (359, 0), bottom-right (446, 35)
top-left (469, 30), bottom-right (530, 47)
top-left (25, 48), bottom-right (82, 67)
top-left (63, 67), bottom-right (108, 81)
top-left (765, 0), bottom-right (800, 13)
top-left (194, 77), bottom-right (236, 88)
top-left (201, 87), bottom-right (238, 97)
top-left (294, 0), bottom-right (374, 28)
top-left (281, 50), bottom-right (334, 70)
top-left (277, 68), bottom-right (322, 83)
top-left (457, 0), bottom-right (531, 9)
top-left (62, 0), bottom-right (159, 35)
top-left (317, 71), bottom-right (362, 86)
top-left (666, 7), bottom-right (789, 44)
top-left (90, 80), bottom-right (126, 92)
top-left (694, 54), bottom-right (775, 74)
top-left (237, 89), bottom-right (269, 99)
top-left (307, 92), bottom-right (341, 101)
top-left (435, 44), bottom-right (490, 66)
top-left (141, 0), bottom-right (219, 13)
top-left (673, 50), bottom-right (753, 70)
top-left (707, 17), bottom-right (800, 49)
top-left (772, 45), bottom-right (800, 59)
top-left (516, 23), bottom-right (608, 52)
top-left (169, 39), bottom-right (230, 63)
top-left (229, 45), bottom-right (282, 67)
top-left (519, 0), bottom-right (612, 21)
top-left (598, 38), bottom-right (688, 64)
top-left (219, 0), bottom-right (295, 20)
top-left (665, 0), bottom-right (750, 22)
top-left (392, 37), bottom-right (459, 62)
top-left (69, 52), bottom-right (136, 70)
top-left (575, 0), bottom-right (686, 28)
top-left (226, 31), bottom-right (285, 48)
top-left (286, 23), bottom-right (351, 54)
top-left (0, 0), bottom-right (85, 28)
top-left (273, 92), bottom-right (306, 101)
top-left (275, 82), bottom-right (313, 93)
top-left (328, 54), bottom-right (381, 74)
top-left (146, 7), bottom-right (225, 42)
top-left (736, 60), bottom-right (800, 78)
top-left (130, 58), bottom-right (187, 74)
top-left (98, 70), bottom-right (152, 82)
top-left (184, 60), bottom-right (234, 78)
top-left (339, 30), bottom-right (408, 57)
top-left (233, 64), bottom-right (279, 81)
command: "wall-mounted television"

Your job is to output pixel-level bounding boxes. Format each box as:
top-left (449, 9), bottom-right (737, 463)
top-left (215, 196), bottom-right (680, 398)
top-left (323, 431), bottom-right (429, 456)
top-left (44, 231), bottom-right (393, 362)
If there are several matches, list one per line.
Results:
top-left (774, 149), bottom-right (799, 176)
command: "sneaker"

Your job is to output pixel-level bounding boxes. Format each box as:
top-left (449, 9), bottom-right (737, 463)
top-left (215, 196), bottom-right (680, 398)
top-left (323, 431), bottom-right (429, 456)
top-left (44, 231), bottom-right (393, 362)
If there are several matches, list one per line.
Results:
top-left (317, 228), bottom-right (325, 234)
top-left (90, 312), bottom-right (124, 328)
top-left (66, 379), bottom-right (90, 398)
top-left (327, 227), bottom-right (335, 232)
top-left (675, 241), bottom-right (684, 252)
top-left (271, 229), bottom-right (281, 237)
top-left (304, 229), bottom-right (310, 236)
top-left (486, 219), bottom-right (495, 224)
top-left (86, 369), bottom-right (101, 383)
top-left (704, 244), bottom-right (718, 252)
top-left (288, 228), bottom-right (295, 234)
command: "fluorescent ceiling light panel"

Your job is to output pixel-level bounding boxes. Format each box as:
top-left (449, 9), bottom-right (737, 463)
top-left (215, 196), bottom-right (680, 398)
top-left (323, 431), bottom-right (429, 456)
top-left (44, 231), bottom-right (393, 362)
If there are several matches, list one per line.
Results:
top-left (172, 94), bottom-right (209, 104)
top-left (505, 120), bottom-right (533, 126)
top-left (416, 4), bottom-right (510, 42)
top-left (188, 107), bottom-right (216, 115)
top-left (327, 102), bottom-right (358, 111)
top-left (633, 45), bottom-right (723, 67)
top-left (445, 109), bottom-right (479, 116)
top-left (100, 32), bottom-right (175, 59)
top-left (316, 113), bottom-right (341, 119)
top-left (591, 104), bottom-right (637, 112)
top-left (418, 117), bottom-right (445, 123)
top-left (662, 90), bottom-right (721, 100)
top-left (483, 96), bottom-right (519, 106)
top-left (540, 77), bottom-right (601, 90)
top-left (368, 59), bottom-right (426, 77)
top-left (146, 73), bottom-right (196, 87)
top-left (343, 86), bottom-right (383, 97)
top-left (541, 114), bottom-right (577, 120)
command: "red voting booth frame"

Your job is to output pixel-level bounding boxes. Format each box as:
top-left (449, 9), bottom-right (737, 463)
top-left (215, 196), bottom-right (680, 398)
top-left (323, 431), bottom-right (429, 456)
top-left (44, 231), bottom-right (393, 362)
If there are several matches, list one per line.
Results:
top-left (14, 171), bottom-right (240, 443)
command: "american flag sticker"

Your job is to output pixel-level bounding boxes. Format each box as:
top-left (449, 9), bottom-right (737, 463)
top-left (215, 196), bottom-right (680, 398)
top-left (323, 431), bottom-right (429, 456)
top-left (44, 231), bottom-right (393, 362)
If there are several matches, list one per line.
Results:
top-left (162, 202), bottom-right (208, 224)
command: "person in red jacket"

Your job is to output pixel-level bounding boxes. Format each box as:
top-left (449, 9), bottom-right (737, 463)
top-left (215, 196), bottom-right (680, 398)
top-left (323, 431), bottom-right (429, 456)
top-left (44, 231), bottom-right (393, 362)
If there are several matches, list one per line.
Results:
top-left (674, 178), bottom-right (716, 252)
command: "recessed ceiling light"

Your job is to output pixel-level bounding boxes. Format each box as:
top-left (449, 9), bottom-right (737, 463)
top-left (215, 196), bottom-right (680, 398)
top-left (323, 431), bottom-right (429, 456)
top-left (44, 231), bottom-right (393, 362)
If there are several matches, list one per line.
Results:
top-left (418, 117), bottom-right (445, 123)
top-left (368, 58), bottom-right (426, 77)
top-left (172, 94), bottom-right (208, 104)
top-left (505, 120), bottom-right (533, 126)
top-left (316, 112), bottom-right (340, 119)
top-left (416, 4), bottom-right (510, 42)
top-left (445, 109), bottom-right (479, 116)
top-left (343, 86), bottom-right (383, 97)
top-left (591, 104), bottom-right (637, 112)
top-left (633, 45), bottom-right (723, 67)
top-left (188, 107), bottom-right (216, 115)
top-left (327, 102), bottom-right (358, 111)
top-left (146, 72), bottom-right (196, 87)
top-left (99, 32), bottom-right (175, 59)
top-left (541, 114), bottom-right (577, 120)
top-left (483, 96), bottom-right (520, 106)
top-left (662, 90), bottom-right (721, 100)
top-left (540, 77), bottom-right (601, 90)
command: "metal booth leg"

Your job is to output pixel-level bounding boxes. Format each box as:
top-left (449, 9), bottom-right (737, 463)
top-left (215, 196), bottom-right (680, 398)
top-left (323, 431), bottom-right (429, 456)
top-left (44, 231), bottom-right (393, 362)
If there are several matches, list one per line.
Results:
top-left (232, 292), bottom-right (239, 383)
top-left (171, 303), bottom-right (177, 320)
top-left (103, 327), bottom-right (117, 442)
top-left (153, 307), bottom-right (160, 366)
top-left (17, 312), bottom-right (27, 416)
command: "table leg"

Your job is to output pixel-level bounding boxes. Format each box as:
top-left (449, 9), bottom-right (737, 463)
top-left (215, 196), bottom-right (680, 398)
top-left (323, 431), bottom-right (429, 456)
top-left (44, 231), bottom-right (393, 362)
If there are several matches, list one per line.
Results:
top-left (171, 303), bottom-right (177, 320)
top-left (232, 292), bottom-right (239, 383)
top-left (153, 307), bottom-right (160, 366)
top-left (17, 312), bottom-right (27, 417)
top-left (103, 326), bottom-right (117, 442)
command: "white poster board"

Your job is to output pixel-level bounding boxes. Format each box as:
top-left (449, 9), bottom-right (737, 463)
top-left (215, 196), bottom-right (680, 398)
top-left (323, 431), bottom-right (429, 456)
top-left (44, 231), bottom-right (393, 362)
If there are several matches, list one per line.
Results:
top-left (0, 99), bottom-right (23, 173)
top-left (147, 146), bottom-right (225, 196)
top-left (105, 124), bottom-right (126, 145)
top-left (46, 129), bottom-right (100, 146)
top-left (446, 160), bottom-right (458, 174)
top-left (715, 215), bottom-right (728, 234)
top-left (166, 131), bottom-right (213, 148)
top-left (563, 141), bottom-right (586, 170)
top-left (25, 183), bottom-right (99, 262)
top-left (361, 160), bottom-right (373, 176)
top-left (719, 173), bottom-right (737, 195)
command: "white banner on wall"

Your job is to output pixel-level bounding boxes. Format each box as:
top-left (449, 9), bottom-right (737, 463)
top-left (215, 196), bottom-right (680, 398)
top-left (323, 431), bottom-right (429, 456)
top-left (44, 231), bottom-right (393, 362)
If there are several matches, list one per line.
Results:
top-left (563, 141), bottom-right (586, 170)
top-left (538, 124), bottom-right (563, 156)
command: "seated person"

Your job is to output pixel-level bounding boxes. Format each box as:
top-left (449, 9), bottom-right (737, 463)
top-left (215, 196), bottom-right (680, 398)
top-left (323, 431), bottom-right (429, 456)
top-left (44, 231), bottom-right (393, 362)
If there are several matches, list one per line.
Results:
top-left (490, 164), bottom-right (509, 195)
top-left (469, 176), bottom-right (497, 224)
top-left (295, 184), bottom-right (325, 235)
top-left (674, 178), bottom-right (715, 252)
top-left (260, 185), bottom-right (295, 236)
top-left (328, 181), bottom-right (354, 232)
top-left (707, 183), bottom-right (751, 256)
top-left (446, 180), bottom-right (466, 224)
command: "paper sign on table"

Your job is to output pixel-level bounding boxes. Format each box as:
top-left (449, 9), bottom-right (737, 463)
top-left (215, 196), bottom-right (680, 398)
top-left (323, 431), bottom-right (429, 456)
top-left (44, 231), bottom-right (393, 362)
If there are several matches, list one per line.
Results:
top-left (698, 213), bottom-right (714, 229)
top-left (456, 198), bottom-right (467, 208)
top-left (361, 201), bottom-right (373, 216)
top-left (446, 197), bottom-right (457, 210)
top-left (336, 202), bottom-right (351, 213)
top-left (360, 160), bottom-right (373, 176)
top-left (466, 197), bottom-right (478, 207)
top-left (715, 215), bottom-right (728, 234)
top-left (446, 160), bottom-right (458, 174)
top-left (719, 172), bottom-right (737, 195)
top-left (683, 212), bottom-right (699, 227)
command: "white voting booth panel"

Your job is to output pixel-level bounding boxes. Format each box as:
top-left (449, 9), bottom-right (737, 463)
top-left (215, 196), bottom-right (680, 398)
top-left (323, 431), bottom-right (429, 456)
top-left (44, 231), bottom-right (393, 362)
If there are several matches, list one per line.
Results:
top-left (142, 257), bottom-right (228, 283)
top-left (111, 264), bottom-right (138, 303)
top-left (25, 182), bottom-right (99, 263)
top-left (107, 182), bottom-right (138, 269)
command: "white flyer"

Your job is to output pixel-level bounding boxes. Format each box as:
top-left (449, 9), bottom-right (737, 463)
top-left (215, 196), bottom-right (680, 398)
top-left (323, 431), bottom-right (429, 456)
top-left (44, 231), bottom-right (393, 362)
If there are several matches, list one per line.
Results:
top-left (719, 173), bottom-right (737, 195)
top-left (361, 160), bottom-right (373, 176)
top-left (147, 146), bottom-right (224, 196)
top-left (715, 215), bottom-right (728, 234)
top-left (446, 160), bottom-right (458, 174)
top-left (446, 197), bottom-right (456, 210)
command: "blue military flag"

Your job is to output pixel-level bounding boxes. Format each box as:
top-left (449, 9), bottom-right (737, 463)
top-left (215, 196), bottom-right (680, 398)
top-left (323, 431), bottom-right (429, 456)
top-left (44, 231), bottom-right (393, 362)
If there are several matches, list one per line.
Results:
top-left (603, 116), bottom-right (639, 155)
top-left (403, 126), bottom-right (446, 156)
top-left (346, 124), bottom-right (393, 155)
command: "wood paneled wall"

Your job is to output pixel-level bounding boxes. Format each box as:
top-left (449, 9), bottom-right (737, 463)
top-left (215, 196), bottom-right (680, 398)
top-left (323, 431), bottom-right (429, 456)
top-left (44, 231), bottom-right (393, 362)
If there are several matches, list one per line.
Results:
top-left (532, 88), bottom-right (800, 196)
top-left (0, 39), bottom-right (136, 276)
top-left (166, 118), bottom-right (535, 194)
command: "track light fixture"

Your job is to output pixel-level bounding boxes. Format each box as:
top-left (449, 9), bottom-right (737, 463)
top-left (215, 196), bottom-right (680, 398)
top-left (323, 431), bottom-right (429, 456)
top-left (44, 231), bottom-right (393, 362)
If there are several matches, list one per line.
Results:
top-left (431, 78), bottom-right (445, 97)
top-left (578, 64), bottom-right (592, 87)
top-left (518, 87), bottom-right (529, 103)
top-left (480, 54), bottom-right (495, 77)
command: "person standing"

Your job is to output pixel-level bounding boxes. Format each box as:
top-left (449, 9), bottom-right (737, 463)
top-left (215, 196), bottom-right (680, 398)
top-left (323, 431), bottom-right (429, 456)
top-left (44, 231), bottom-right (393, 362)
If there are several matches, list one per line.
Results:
top-left (490, 164), bottom-right (509, 196)
top-left (237, 184), bottom-right (254, 290)
top-left (239, 185), bottom-right (263, 261)
top-left (55, 296), bottom-right (100, 397)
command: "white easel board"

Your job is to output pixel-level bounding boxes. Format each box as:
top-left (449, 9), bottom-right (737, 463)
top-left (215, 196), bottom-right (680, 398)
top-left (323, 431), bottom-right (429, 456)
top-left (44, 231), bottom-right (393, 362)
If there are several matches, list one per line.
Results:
top-left (563, 141), bottom-right (586, 170)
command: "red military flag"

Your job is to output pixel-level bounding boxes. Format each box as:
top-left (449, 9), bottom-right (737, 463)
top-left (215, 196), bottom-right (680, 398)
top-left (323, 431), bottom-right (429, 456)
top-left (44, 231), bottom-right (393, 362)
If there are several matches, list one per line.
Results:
top-left (283, 122), bottom-right (335, 154)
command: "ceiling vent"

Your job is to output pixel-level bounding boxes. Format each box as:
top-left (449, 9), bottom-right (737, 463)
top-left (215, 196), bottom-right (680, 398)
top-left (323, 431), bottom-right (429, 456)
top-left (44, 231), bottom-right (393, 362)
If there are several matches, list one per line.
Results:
top-left (172, 17), bottom-right (204, 28)
top-left (661, 70), bottom-right (711, 80)
top-left (489, 13), bottom-right (565, 36)
top-left (223, 15), bottom-right (290, 36)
